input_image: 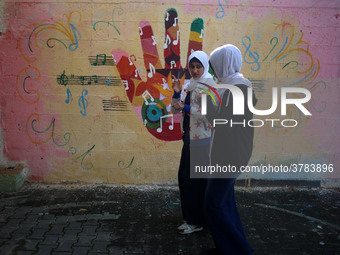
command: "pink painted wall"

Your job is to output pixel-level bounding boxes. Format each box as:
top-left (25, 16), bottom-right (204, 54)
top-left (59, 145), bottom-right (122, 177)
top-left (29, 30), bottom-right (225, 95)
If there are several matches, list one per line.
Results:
top-left (0, 0), bottom-right (339, 185)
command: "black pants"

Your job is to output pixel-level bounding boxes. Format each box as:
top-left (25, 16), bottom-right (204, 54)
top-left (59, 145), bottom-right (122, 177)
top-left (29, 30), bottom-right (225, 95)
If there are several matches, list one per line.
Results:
top-left (178, 142), bottom-right (208, 226)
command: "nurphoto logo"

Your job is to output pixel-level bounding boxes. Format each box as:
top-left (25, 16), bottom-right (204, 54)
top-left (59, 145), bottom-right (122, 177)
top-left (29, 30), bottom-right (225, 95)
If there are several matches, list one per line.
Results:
top-left (199, 84), bottom-right (312, 128)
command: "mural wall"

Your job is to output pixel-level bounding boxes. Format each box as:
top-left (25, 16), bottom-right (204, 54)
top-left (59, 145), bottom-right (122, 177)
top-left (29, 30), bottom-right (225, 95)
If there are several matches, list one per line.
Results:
top-left (0, 0), bottom-right (339, 185)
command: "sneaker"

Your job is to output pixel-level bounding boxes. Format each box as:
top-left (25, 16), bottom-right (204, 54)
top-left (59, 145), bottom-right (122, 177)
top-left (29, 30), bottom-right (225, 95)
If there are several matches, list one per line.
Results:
top-left (177, 224), bottom-right (203, 234)
top-left (177, 221), bottom-right (188, 230)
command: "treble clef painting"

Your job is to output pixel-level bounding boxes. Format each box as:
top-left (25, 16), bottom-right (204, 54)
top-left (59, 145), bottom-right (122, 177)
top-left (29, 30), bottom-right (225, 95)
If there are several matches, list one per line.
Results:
top-left (58, 70), bottom-right (69, 86)
top-left (79, 89), bottom-right (88, 116)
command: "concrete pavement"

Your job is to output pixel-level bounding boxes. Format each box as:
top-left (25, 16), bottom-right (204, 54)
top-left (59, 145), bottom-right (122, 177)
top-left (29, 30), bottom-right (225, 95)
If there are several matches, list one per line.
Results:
top-left (0, 183), bottom-right (339, 255)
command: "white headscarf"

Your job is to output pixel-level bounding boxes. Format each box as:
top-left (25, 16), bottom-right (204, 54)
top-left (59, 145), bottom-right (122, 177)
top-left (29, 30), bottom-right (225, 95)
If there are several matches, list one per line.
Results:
top-left (186, 50), bottom-right (213, 90)
top-left (180, 50), bottom-right (213, 103)
top-left (209, 44), bottom-right (252, 87)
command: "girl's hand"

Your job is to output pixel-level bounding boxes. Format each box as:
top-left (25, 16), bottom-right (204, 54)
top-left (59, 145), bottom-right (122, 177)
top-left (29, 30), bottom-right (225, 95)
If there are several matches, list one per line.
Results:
top-left (172, 75), bottom-right (182, 93)
top-left (195, 89), bottom-right (206, 99)
top-left (173, 101), bottom-right (184, 110)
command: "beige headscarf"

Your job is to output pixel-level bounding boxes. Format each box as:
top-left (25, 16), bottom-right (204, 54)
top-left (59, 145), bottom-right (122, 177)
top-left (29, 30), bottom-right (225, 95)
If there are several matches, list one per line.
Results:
top-left (209, 44), bottom-right (252, 87)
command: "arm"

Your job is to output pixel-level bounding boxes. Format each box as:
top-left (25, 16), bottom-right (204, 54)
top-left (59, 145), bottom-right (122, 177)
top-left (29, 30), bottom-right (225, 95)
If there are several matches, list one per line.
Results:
top-left (171, 75), bottom-right (186, 114)
top-left (171, 92), bottom-right (183, 114)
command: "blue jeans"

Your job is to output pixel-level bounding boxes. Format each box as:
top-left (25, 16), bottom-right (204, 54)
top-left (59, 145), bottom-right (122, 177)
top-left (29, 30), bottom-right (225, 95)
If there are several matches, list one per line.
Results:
top-left (204, 178), bottom-right (253, 255)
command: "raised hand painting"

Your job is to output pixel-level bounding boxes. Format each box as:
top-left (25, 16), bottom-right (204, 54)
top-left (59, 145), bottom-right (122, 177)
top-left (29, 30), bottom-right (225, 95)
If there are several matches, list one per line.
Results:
top-left (111, 8), bottom-right (204, 141)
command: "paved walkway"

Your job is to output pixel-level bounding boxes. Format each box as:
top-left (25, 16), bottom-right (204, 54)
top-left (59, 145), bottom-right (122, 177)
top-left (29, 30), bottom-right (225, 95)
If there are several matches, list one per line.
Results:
top-left (0, 183), bottom-right (339, 255)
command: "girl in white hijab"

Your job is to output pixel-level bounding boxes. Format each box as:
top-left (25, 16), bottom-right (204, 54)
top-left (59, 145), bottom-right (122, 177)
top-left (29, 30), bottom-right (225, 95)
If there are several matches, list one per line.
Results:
top-left (172, 50), bottom-right (215, 141)
top-left (171, 50), bottom-right (215, 235)
top-left (203, 44), bottom-right (255, 255)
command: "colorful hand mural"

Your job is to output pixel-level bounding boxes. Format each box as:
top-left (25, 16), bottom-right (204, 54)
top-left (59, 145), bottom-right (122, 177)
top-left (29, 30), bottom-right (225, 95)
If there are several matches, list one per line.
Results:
top-left (111, 8), bottom-right (204, 141)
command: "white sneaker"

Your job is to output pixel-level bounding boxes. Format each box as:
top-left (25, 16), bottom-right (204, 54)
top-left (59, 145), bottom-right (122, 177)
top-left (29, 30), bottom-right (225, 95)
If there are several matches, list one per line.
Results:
top-left (177, 221), bottom-right (188, 230)
top-left (177, 224), bottom-right (203, 234)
